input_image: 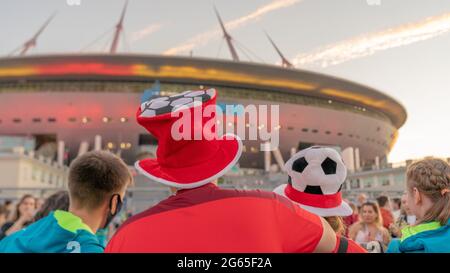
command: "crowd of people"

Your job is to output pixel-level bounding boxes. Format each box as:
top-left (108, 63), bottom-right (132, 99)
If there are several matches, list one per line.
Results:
top-left (0, 89), bottom-right (449, 253)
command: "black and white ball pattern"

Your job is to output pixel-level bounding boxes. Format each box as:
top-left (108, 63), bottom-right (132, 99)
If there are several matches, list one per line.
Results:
top-left (285, 146), bottom-right (347, 195)
top-left (140, 89), bottom-right (216, 118)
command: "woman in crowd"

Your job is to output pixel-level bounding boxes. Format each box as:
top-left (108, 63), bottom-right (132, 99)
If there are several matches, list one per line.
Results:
top-left (0, 194), bottom-right (36, 240)
top-left (348, 202), bottom-right (391, 249)
top-left (387, 158), bottom-right (450, 253)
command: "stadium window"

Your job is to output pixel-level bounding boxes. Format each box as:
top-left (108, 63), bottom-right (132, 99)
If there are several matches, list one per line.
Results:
top-left (12, 118), bottom-right (22, 123)
top-left (325, 131), bottom-right (331, 135)
top-left (337, 132), bottom-right (343, 136)
top-left (312, 129), bottom-right (318, 133)
top-left (287, 126), bottom-right (294, 131)
top-left (349, 134), bottom-right (354, 138)
top-left (81, 117), bottom-right (91, 124)
top-left (102, 117), bottom-right (112, 123)
top-left (350, 179), bottom-right (360, 189)
top-left (302, 128), bottom-right (309, 132)
top-left (68, 117), bottom-right (77, 123)
top-left (342, 181), bottom-right (348, 190)
top-left (120, 117), bottom-right (129, 123)
top-left (32, 118), bottom-right (42, 123)
top-left (47, 118), bottom-right (57, 123)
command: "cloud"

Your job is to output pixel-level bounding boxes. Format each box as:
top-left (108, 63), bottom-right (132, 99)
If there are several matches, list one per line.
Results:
top-left (163, 0), bottom-right (302, 55)
top-left (130, 23), bottom-right (163, 43)
top-left (292, 12), bottom-right (450, 67)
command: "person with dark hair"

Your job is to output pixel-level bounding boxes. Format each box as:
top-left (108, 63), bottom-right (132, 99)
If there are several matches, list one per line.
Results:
top-left (0, 194), bottom-right (36, 240)
top-left (376, 195), bottom-right (394, 229)
top-left (0, 205), bottom-right (7, 230)
top-left (0, 151), bottom-right (132, 253)
top-left (33, 191), bottom-right (70, 222)
top-left (3, 200), bottom-right (14, 222)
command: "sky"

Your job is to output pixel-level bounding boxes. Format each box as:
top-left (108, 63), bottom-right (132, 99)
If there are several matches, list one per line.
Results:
top-left (1, 0), bottom-right (450, 163)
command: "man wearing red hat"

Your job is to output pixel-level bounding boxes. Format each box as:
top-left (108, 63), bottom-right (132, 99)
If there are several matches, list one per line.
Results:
top-left (105, 89), bottom-right (357, 253)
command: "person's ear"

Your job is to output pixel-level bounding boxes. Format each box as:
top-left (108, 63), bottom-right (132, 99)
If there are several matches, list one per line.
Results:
top-left (110, 195), bottom-right (119, 215)
top-left (413, 187), bottom-right (421, 205)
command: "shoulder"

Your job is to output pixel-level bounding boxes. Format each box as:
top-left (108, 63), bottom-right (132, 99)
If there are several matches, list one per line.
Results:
top-left (386, 238), bottom-right (401, 253)
top-left (72, 230), bottom-right (104, 253)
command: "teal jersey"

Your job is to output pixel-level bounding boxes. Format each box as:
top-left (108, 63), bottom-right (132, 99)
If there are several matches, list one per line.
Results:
top-left (0, 210), bottom-right (104, 253)
top-left (387, 220), bottom-right (450, 253)
top-left (96, 228), bottom-right (108, 248)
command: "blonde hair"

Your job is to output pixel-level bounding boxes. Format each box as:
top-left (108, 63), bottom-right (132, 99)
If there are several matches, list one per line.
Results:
top-left (359, 202), bottom-right (383, 228)
top-left (324, 216), bottom-right (345, 235)
top-left (406, 158), bottom-right (450, 226)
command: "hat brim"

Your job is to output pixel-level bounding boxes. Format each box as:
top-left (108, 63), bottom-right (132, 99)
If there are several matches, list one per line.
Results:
top-left (273, 184), bottom-right (353, 217)
top-left (135, 134), bottom-right (242, 189)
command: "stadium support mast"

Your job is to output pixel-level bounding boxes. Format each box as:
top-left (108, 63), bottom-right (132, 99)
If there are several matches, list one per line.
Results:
top-left (264, 31), bottom-right (293, 68)
top-left (214, 7), bottom-right (239, 62)
top-left (17, 13), bottom-right (56, 56)
top-left (110, 0), bottom-right (128, 54)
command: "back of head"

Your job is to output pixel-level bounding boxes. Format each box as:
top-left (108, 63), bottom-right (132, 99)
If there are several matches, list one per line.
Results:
top-left (406, 158), bottom-right (450, 225)
top-left (68, 151), bottom-right (132, 210)
top-left (33, 191), bottom-right (70, 221)
top-left (376, 195), bottom-right (389, 208)
top-left (392, 198), bottom-right (401, 209)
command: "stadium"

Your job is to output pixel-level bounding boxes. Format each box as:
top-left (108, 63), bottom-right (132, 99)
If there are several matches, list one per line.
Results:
top-left (0, 2), bottom-right (407, 207)
top-left (0, 53), bottom-right (406, 170)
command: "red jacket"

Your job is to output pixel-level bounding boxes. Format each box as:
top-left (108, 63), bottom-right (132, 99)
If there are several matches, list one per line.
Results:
top-left (380, 208), bottom-right (394, 229)
top-left (106, 183), bottom-right (326, 253)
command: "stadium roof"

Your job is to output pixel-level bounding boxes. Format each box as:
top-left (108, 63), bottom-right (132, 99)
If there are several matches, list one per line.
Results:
top-left (0, 54), bottom-right (407, 128)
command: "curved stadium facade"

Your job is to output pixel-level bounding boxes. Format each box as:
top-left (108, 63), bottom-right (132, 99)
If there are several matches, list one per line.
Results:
top-left (0, 54), bottom-right (406, 169)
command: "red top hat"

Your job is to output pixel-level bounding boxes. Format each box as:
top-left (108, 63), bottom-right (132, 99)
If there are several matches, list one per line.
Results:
top-left (134, 88), bottom-right (242, 189)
